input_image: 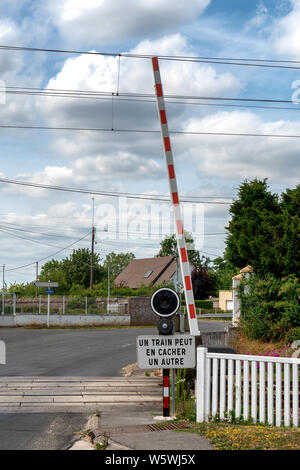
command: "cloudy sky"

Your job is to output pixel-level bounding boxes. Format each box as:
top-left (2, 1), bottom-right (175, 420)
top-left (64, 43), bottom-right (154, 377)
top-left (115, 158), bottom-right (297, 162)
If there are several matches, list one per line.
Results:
top-left (0, 0), bottom-right (299, 285)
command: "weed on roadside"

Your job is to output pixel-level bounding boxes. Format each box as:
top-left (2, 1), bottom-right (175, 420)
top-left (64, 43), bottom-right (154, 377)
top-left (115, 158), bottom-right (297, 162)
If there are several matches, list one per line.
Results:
top-left (182, 422), bottom-right (300, 450)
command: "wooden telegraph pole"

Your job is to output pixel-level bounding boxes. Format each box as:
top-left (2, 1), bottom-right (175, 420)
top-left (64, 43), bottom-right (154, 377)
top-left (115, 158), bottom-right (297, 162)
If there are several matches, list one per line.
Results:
top-left (90, 226), bottom-right (95, 291)
top-left (90, 197), bottom-right (95, 291)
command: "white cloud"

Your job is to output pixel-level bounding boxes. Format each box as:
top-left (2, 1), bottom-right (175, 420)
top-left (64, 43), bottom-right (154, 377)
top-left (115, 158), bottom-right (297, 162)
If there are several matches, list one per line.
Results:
top-left (181, 110), bottom-right (300, 184)
top-left (73, 153), bottom-right (164, 179)
top-left (245, 2), bottom-right (269, 31)
top-left (43, 34), bottom-right (241, 104)
top-left (45, 0), bottom-right (211, 44)
top-left (0, 148), bottom-right (164, 200)
top-left (0, 18), bottom-right (46, 128)
top-left (36, 34), bottom-right (242, 185)
top-left (0, 19), bottom-right (22, 77)
top-left (272, 0), bottom-right (300, 58)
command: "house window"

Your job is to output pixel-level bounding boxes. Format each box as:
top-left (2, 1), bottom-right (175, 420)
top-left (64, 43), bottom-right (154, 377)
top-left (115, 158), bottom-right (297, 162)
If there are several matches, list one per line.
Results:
top-left (144, 270), bottom-right (153, 278)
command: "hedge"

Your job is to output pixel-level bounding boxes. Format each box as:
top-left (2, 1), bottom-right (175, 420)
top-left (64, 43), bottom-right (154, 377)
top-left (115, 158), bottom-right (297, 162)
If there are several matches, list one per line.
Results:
top-left (181, 299), bottom-right (213, 309)
top-left (238, 274), bottom-right (300, 343)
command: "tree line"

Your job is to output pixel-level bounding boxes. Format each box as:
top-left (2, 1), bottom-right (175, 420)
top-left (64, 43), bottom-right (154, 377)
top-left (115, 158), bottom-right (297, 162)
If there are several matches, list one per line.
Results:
top-left (7, 179), bottom-right (299, 310)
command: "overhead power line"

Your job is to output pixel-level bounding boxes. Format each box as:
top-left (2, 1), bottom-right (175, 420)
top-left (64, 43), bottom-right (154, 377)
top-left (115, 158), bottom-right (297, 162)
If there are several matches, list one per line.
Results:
top-left (0, 85), bottom-right (299, 117)
top-left (1, 44), bottom-right (300, 70)
top-left (0, 124), bottom-right (299, 139)
top-left (0, 227), bottom-right (64, 248)
top-left (0, 177), bottom-right (232, 204)
top-left (2, 86), bottom-right (300, 106)
top-left (0, 222), bottom-right (80, 239)
top-left (0, 221), bottom-right (226, 240)
top-left (6, 232), bottom-right (91, 272)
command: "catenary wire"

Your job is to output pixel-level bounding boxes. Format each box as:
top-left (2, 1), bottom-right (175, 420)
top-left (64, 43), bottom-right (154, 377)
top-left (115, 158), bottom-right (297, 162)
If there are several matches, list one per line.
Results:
top-left (0, 222), bottom-right (227, 241)
top-left (6, 232), bottom-right (91, 272)
top-left (1, 44), bottom-right (300, 69)
top-left (0, 124), bottom-right (299, 139)
top-left (2, 86), bottom-right (299, 105)
top-left (0, 177), bottom-right (233, 204)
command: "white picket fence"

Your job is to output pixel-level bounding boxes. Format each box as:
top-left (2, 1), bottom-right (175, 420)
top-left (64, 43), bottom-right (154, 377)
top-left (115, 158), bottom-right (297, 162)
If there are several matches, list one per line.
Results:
top-left (196, 347), bottom-right (300, 427)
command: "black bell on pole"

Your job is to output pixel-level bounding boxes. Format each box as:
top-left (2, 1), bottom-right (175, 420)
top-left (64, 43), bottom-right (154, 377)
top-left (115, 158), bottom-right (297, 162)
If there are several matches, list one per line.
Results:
top-left (157, 317), bottom-right (173, 335)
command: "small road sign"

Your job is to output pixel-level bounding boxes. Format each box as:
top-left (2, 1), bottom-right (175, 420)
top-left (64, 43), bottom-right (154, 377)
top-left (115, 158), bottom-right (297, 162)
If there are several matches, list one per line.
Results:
top-left (45, 288), bottom-right (55, 295)
top-left (35, 282), bottom-right (59, 288)
top-left (0, 340), bottom-right (5, 364)
top-left (137, 334), bottom-right (195, 369)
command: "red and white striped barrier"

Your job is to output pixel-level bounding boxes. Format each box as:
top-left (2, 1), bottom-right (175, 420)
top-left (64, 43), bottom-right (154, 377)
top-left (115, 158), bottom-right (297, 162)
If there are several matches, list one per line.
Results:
top-left (163, 369), bottom-right (170, 417)
top-left (152, 56), bottom-right (200, 337)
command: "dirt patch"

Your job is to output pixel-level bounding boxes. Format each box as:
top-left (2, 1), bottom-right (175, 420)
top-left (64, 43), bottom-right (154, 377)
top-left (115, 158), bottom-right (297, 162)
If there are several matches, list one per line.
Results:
top-left (231, 331), bottom-right (294, 357)
top-left (121, 363), bottom-right (162, 377)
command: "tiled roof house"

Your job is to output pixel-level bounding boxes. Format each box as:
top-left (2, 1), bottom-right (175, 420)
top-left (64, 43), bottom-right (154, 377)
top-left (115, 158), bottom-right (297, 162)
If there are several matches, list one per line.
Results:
top-left (114, 255), bottom-right (194, 289)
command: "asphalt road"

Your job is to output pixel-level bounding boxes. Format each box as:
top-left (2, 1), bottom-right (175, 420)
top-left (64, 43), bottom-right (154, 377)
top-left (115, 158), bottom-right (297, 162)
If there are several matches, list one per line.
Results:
top-left (0, 322), bottom-right (229, 377)
top-left (0, 412), bottom-right (88, 450)
top-left (0, 322), bottom-right (230, 450)
top-left (0, 327), bottom-right (156, 376)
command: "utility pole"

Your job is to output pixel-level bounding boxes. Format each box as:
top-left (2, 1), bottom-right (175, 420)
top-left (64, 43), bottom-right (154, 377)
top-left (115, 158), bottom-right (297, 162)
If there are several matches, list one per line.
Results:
top-left (35, 261), bottom-right (38, 297)
top-left (2, 264), bottom-right (5, 315)
top-left (90, 197), bottom-right (95, 291)
top-left (90, 226), bottom-right (95, 291)
top-left (107, 263), bottom-right (110, 313)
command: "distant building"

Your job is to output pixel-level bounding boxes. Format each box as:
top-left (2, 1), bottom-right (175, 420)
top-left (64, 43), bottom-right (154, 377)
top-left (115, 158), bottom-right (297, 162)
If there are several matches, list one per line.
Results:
top-left (114, 255), bottom-right (194, 289)
top-left (232, 265), bottom-right (254, 325)
top-left (219, 290), bottom-right (233, 311)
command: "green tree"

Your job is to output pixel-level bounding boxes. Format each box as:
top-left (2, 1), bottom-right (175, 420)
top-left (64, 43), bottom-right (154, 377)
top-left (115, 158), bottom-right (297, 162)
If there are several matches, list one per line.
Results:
top-left (225, 179), bottom-right (300, 277)
top-left (158, 231), bottom-right (204, 267)
top-left (39, 259), bottom-right (61, 278)
top-left (38, 268), bottom-right (68, 295)
top-left (8, 282), bottom-right (36, 297)
top-left (225, 179), bottom-right (284, 276)
top-left (39, 248), bottom-right (105, 291)
top-left (238, 274), bottom-right (300, 342)
top-left (212, 257), bottom-right (237, 291)
top-left (62, 248), bottom-right (104, 288)
top-left (103, 252), bottom-right (135, 279)
top-left (277, 185), bottom-right (300, 276)
top-left (191, 265), bottom-right (216, 300)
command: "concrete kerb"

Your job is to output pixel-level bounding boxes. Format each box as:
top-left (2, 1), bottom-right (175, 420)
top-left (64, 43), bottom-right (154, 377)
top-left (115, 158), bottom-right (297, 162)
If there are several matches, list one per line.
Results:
top-left (68, 414), bottom-right (99, 451)
top-left (84, 364), bottom-right (212, 451)
top-left (89, 406), bottom-right (213, 451)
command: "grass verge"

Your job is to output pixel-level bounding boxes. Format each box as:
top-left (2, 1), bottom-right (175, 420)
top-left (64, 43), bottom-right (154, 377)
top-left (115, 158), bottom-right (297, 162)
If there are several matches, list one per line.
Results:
top-left (180, 422), bottom-right (300, 450)
top-left (230, 329), bottom-right (295, 357)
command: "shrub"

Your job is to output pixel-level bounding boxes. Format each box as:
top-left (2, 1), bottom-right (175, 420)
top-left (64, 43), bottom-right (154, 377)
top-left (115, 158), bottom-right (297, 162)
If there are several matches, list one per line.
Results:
top-left (238, 274), bottom-right (300, 342)
top-left (181, 299), bottom-right (213, 309)
top-left (66, 297), bottom-right (96, 311)
top-left (284, 326), bottom-right (300, 344)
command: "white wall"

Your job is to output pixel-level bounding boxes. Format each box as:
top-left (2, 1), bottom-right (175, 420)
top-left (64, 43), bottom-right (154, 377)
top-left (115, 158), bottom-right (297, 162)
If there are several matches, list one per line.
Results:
top-left (0, 315), bottom-right (130, 327)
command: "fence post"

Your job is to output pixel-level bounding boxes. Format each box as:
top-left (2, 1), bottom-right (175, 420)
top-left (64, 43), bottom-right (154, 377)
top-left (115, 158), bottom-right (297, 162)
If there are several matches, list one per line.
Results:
top-left (196, 347), bottom-right (207, 423)
top-left (47, 294), bottom-right (50, 328)
top-left (62, 296), bottom-right (65, 315)
top-left (13, 293), bottom-right (16, 317)
top-left (85, 296), bottom-right (87, 315)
